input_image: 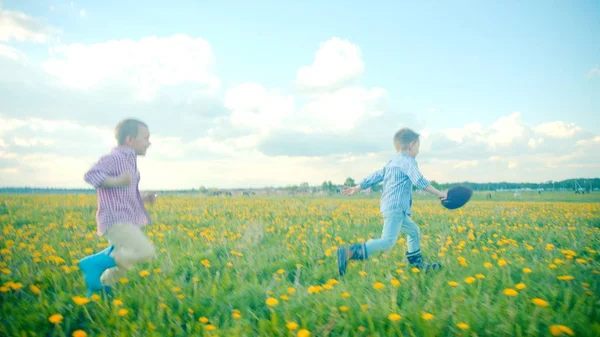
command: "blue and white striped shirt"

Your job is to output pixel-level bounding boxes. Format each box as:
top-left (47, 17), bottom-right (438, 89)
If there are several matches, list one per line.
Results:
top-left (359, 153), bottom-right (430, 215)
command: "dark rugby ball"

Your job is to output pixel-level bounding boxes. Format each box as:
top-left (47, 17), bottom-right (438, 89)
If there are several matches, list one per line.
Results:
top-left (441, 186), bottom-right (473, 210)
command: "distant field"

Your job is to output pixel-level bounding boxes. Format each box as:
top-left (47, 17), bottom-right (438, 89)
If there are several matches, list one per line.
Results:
top-left (0, 193), bottom-right (599, 336)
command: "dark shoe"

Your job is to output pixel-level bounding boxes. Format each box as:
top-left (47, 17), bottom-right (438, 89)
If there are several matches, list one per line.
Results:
top-left (337, 243), bottom-right (368, 276)
top-left (406, 249), bottom-right (441, 272)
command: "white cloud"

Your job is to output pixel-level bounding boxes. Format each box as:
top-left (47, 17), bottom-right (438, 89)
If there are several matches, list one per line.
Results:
top-left (486, 112), bottom-right (525, 147)
top-left (225, 83), bottom-right (295, 132)
top-left (79, 9), bottom-right (86, 17)
top-left (42, 35), bottom-right (220, 100)
top-left (12, 137), bottom-right (55, 147)
top-left (528, 137), bottom-right (544, 149)
top-left (440, 112), bottom-right (525, 150)
top-left (534, 121), bottom-right (583, 138)
top-left (295, 37), bottom-right (364, 92)
top-left (0, 9), bottom-right (58, 43)
top-left (444, 122), bottom-right (484, 143)
top-left (454, 160), bottom-right (479, 169)
top-left (0, 43), bottom-right (27, 62)
top-left (295, 87), bottom-right (387, 132)
top-left (586, 65), bottom-right (599, 78)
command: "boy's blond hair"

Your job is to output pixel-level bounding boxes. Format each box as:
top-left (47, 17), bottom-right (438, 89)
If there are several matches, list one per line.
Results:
top-left (115, 119), bottom-right (147, 145)
top-left (393, 128), bottom-right (420, 150)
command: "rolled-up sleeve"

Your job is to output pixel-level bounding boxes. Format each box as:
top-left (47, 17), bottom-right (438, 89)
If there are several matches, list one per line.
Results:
top-left (405, 158), bottom-right (430, 189)
top-left (84, 155), bottom-right (116, 189)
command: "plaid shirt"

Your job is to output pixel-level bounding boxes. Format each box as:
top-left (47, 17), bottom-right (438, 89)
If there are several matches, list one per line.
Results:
top-left (359, 153), bottom-right (430, 215)
top-left (84, 146), bottom-right (151, 235)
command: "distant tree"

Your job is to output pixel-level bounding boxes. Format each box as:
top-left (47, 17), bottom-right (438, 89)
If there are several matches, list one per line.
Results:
top-left (344, 177), bottom-right (356, 187)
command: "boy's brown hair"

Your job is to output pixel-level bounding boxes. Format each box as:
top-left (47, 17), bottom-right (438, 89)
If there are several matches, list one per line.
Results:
top-left (393, 128), bottom-right (420, 149)
top-left (115, 119), bottom-right (148, 145)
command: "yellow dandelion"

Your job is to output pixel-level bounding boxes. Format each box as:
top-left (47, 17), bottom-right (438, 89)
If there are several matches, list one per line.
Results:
top-left (277, 269), bottom-right (285, 275)
top-left (90, 294), bottom-right (100, 301)
top-left (339, 305), bottom-right (350, 312)
top-left (557, 275), bottom-right (574, 281)
top-left (297, 329), bottom-right (311, 337)
top-left (361, 304), bottom-right (370, 311)
top-left (72, 330), bottom-right (87, 337)
top-left (504, 288), bottom-right (518, 297)
top-left (153, 268), bottom-right (161, 274)
top-left (373, 282), bottom-right (385, 290)
top-left (484, 262), bottom-right (493, 268)
top-left (113, 299), bottom-right (123, 306)
top-left (341, 292), bottom-right (351, 298)
top-left (523, 267), bottom-right (532, 273)
top-left (286, 322), bottom-right (299, 330)
top-left (232, 312), bottom-right (242, 319)
top-left (117, 308), bottom-right (129, 316)
top-left (457, 322), bottom-right (469, 330)
top-left (29, 284), bottom-right (41, 295)
top-left (199, 317), bottom-right (209, 323)
top-left (119, 278), bottom-right (129, 284)
top-left (532, 298), bottom-right (549, 307)
top-left (359, 271), bottom-right (367, 276)
top-left (280, 295), bottom-right (289, 301)
top-left (388, 313), bottom-right (402, 322)
top-left (48, 314), bottom-right (63, 324)
top-left (139, 270), bottom-right (150, 277)
top-left (515, 283), bottom-right (526, 290)
top-left (465, 277), bottom-right (476, 284)
top-left (549, 325), bottom-right (574, 336)
top-left (72, 296), bottom-right (90, 306)
top-left (422, 312), bottom-right (434, 321)
top-left (391, 278), bottom-right (400, 287)
top-left (448, 281), bottom-right (458, 287)
top-left (205, 324), bottom-right (217, 331)
top-left (411, 267), bottom-right (421, 273)
top-left (498, 259), bottom-right (508, 267)
top-left (266, 297), bottom-right (279, 307)
top-left (288, 287), bottom-right (296, 294)
top-left (475, 274), bottom-right (485, 279)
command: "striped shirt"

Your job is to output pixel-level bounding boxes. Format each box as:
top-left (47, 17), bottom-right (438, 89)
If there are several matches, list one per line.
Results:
top-left (359, 153), bottom-right (430, 215)
top-left (84, 146), bottom-right (151, 235)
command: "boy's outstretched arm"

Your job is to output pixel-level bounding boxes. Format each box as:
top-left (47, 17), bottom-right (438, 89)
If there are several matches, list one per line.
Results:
top-left (343, 166), bottom-right (386, 196)
top-left (405, 158), bottom-right (446, 199)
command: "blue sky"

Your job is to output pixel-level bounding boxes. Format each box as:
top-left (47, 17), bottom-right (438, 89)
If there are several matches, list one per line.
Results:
top-left (1, 0), bottom-right (599, 188)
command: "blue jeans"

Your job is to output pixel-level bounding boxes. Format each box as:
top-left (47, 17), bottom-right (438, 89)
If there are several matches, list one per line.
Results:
top-left (365, 209), bottom-right (420, 255)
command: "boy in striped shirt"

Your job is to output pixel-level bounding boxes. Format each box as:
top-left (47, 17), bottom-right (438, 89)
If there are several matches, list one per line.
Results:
top-left (78, 119), bottom-right (156, 296)
top-left (337, 128), bottom-right (447, 276)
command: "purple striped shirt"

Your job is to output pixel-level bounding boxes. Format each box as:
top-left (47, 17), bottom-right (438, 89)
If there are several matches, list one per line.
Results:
top-left (84, 146), bottom-right (151, 235)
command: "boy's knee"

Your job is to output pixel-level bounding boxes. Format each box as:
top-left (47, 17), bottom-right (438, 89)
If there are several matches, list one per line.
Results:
top-left (138, 243), bottom-right (156, 261)
top-left (381, 237), bottom-right (398, 250)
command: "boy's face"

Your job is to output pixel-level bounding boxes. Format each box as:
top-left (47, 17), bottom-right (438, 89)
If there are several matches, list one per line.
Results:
top-left (395, 139), bottom-right (420, 157)
top-left (406, 140), bottom-right (420, 157)
top-left (125, 126), bottom-right (151, 156)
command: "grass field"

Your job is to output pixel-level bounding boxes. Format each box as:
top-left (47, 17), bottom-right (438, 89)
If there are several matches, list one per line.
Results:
top-left (1, 192), bottom-right (599, 336)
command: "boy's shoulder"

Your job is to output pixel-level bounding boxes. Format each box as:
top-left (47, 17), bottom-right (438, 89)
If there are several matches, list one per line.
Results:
top-left (388, 154), bottom-right (416, 167)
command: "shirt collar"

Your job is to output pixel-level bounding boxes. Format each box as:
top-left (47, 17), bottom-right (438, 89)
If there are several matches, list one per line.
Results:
top-left (112, 146), bottom-right (137, 156)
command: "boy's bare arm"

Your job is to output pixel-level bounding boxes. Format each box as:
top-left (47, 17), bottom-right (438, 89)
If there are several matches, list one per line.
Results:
top-left (424, 184), bottom-right (447, 200)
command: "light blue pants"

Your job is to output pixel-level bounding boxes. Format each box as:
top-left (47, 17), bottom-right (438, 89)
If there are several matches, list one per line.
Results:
top-left (365, 210), bottom-right (420, 255)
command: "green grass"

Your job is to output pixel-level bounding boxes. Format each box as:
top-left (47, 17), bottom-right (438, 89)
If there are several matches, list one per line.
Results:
top-left (0, 193), bottom-right (599, 337)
